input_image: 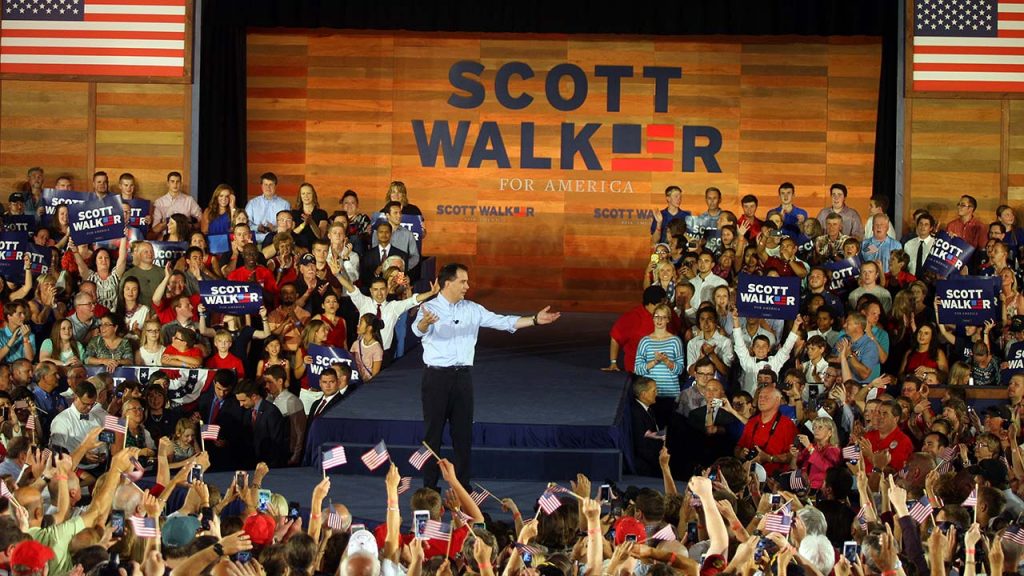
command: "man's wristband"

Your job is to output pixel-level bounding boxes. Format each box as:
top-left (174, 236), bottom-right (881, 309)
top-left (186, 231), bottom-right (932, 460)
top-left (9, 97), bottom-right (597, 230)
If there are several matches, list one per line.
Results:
top-left (533, 314), bottom-right (539, 326)
top-left (213, 542), bottom-right (225, 557)
top-left (609, 360), bottom-right (617, 364)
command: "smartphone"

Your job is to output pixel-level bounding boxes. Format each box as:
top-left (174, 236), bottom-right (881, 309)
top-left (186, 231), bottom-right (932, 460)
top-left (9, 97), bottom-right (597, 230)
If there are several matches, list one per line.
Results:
top-left (598, 484), bottom-right (611, 503)
top-left (711, 398), bottom-right (723, 409)
top-left (99, 431), bottom-right (115, 444)
top-left (522, 551), bottom-right (533, 567)
top-left (650, 254), bottom-right (660, 263)
top-left (235, 471), bottom-right (246, 488)
top-left (111, 510), bottom-right (125, 538)
top-left (686, 521), bottom-right (698, 544)
top-left (754, 538), bottom-right (770, 562)
top-left (288, 501), bottom-right (301, 521)
top-left (200, 506), bottom-right (212, 531)
top-left (257, 489), bottom-right (272, 513)
top-left (770, 494), bottom-right (781, 507)
top-left (413, 510), bottom-right (430, 539)
top-left (843, 541), bottom-right (859, 563)
top-left (188, 464), bottom-right (203, 484)
top-left (708, 470), bottom-right (718, 482)
top-left (233, 551), bottom-right (252, 564)
top-left (625, 534), bottom-right (638, 542)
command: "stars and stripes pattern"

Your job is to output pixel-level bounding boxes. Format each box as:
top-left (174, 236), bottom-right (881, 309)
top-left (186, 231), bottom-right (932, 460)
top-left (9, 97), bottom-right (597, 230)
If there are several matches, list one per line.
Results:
top-left (321, 446), bottom-right (347, 471)
top-left (764, 512), bottom-right (793, 536)
top-left (856, 506), bottom-right (869, 528)
top-left (1006, 525), bottom-right (1024, 545)
top-left (0, 0), bottom-right (189, 78)
top-left (789, 471), bottom-right (805, 491)
top-left (409, 446), bottom-right (433, 470)
top-left (360, 441), bottom-right (390, 471)
top-left (538, 492), bottom-right (562, 515)
top-left (940, 446), bottom-right (958, 461)
top-left (24, 414), bottom-right (35, 431)
top-left (423, 519), bottom-right (451, 541)
top-left (515, 543), bottom-right (538, 556)
top-left (649, 524), bottom-right (676, 542)
top-left (909, 496), bottom-right (933, 524)
top-left (129, 516), bottom-right (159, 538)
top-left (842, 445), bottom-right (860, 460)
top-left (200, 424), bottom-right (220, 441)
top-left (0, 481), bottom-right (12, 500)
top-left (327, 511), bottom-right (345, 531)
top-left (964, 487), bottom-right (979, 506)
top-left (470, 488), bottom-right (492, 507)
top-left (397, 476), bottom-right (412, 496)
top-left (103, 414), bottom-right (127, 434)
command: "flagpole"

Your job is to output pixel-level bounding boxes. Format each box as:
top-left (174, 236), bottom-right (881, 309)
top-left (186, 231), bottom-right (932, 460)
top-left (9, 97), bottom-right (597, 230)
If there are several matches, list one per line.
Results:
top-left (199, 420), bottom-right (206, 453)
top-left (973, 482), bottom-right (979, 523)
top-left (421, 441), bottom-right (441, 462)
top-left (474, 482), bottom-right (504, 505)
top-left (547, 482), bottom-right (583, 501)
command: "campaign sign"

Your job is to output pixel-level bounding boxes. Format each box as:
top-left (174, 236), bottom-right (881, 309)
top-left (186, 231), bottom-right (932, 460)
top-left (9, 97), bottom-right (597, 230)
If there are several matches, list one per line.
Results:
top-left (126, 199), bottom-right (151, 236)
top-left (936, 276), bottom-right (1001, 325)
top-left (371, 213), bottom-right (425, 251)
top-left (0, 232), bottom-right (29, 282)
top-left (306, 344), bottom-right (360, 390)
top-left (41, 188), bottom-right (91, 225)
top-left (150, 241), bottom-right (188, 268)
top-left (208, 234), bottom-right (230, 255)
top-left (199, 281), bottom-right (263, 315)
top-left (922, 231), bottom-right (974, 278)
top-left (69, 195), bottom-right (125, 245)
top-left (825, 256), bottom-right (861, 294)
top-left (1003, 342), bottom-right (1024, 385)
top-left (3, 215), bottom-right (35, 234)
top-left (703, 228), bottom-right (722, 254)
top-left (24, 243), bottom-right (51, 279)
top-left (736, 272), bottom-right (801, 320)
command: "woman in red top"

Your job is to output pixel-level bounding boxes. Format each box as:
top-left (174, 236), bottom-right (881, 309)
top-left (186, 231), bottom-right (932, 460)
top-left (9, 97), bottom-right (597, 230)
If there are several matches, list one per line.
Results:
top-left (317, 293), bottom-right (347, 349)
top-left (900, 324), bottom-right (948, 380)
top-left (789, 416), bottom-right (842, 490)
top-left (162, 327), bottom-right (204, 368)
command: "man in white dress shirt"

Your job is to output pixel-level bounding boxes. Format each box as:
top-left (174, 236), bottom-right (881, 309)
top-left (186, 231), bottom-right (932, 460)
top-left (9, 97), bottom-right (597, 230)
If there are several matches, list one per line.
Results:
top-left (49, 381), bottom-right (107, 470)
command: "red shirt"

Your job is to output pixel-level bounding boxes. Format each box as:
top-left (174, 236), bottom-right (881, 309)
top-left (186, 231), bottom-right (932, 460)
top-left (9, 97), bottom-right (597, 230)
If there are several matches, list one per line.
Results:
top-left (155, 294), bottom-right (201, 325)
top-left (206, 353), bottom-right (245, 377)
top-left (372, 522), bottom-right (469, 560)
top-left (318, 314), bottom-right (347, 349)
top-left (737, 411), bottom-right (797, 477)
top-left (228, 265), bottom-right (280, 306)
top-left (763, 257), bottom-right (799, 277)
top-left (738, 215), bottom-right (762, 240)
top-left (164, 346), bottom-right (203, 365)
top-left (863, 427), bottom-right (914, 473)
top-left (610, 305), bottom-right (677, 371)
top-left (947, 216), bottom-right (987, 250)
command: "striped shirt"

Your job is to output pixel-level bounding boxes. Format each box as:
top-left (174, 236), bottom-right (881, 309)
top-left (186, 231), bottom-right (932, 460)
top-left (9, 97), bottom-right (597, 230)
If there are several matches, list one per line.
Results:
top-left (634, 336), bottom-right (684, 397)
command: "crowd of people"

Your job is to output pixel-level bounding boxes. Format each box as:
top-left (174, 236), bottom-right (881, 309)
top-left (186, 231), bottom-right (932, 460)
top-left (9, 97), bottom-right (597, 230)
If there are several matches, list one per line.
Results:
top-left (0, 168), bottom-right (1021, 576)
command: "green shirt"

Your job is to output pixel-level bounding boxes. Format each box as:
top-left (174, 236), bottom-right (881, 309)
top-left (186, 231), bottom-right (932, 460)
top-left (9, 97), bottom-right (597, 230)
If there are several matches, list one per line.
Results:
top-left (29, 514), bottom-right (84, 575)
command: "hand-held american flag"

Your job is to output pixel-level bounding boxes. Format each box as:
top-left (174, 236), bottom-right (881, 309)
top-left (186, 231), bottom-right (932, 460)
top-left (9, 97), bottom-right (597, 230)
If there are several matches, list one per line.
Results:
top-left (327, 511), bottom-right (345, 531)
top-left (0, 0), bottom-right (189, 78)
top-left (103, 415), bottom-right (127, 434)
top-left (908, 496), bottom-right (933, 524)
top-left (409, 445), bottom-right (433, 470)
top-left (538, 492), bottom-right (562, 515)
top-left (764, 512), bottom-right (792, 536)
top-left (322, 446), bottom-right (347, 472)
top-left (649, 524), bottom-right (676, 542)
top-left (361, 441), bottom-right (390, 471)
top-left (1006, 525), bottom-right (1024, 545)
top-left (964, 486), bottom-right (979, 506)
top-left (842, 445), bottom-right (860, 460)
top-left (200, 424), bottom-right (220, 441)
top-left (789, 471), bottom-right (805, 491)
top-left (470, 487), bottom-right (492, 507)
top-left (912, 0), bottom-right (1024, 92)
top-left (423, 519), bottom-right (451, 541)
top-left (130, 516), bottom-right (159, 538)
top-left (397, 476), bottom-right (412, 496)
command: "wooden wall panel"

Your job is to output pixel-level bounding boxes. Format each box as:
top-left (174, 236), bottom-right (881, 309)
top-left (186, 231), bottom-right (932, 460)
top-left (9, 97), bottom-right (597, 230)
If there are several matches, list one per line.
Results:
top-left (907, 100), bottom-right (1001, 229)
top-left (1, 80), bottom-right (191, 203)
top-left (246, 31), bottom-right (881, 311)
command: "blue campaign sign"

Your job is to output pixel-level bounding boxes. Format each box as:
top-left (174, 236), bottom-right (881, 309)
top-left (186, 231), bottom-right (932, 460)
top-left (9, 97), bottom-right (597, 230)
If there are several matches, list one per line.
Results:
top-left (922, 231), bottom-right (974, 278)
top-left (306, 344), bottom-right (360, 390)
top-left (1003, 342), bottom-right (1024, 385)
top-left (41, 188), bottom-right (91, 225)
top-left (69, 195), bottom-right (125, 245)
top-left (825, 256), bottom-right (861, 294)
top-left (199, 281), bottom-right (263, 315)
top-left (208, 234), bottom-right (230, 255)
top-left (150, 241), bottom-right (188, 268)
top-left (3, 215), bottom-right (35, 234)
top-left (372, 212), bottom-right (425, 251)
top-left (126, 199), bottom-right (151, 236)
top-left (703, 228), bottom-right (722, 254)
top-left (936, 276), bottom-right (1001, 326)
top-left (736, 272), bottom-right (801, 320)
top-left (0, 232), bottom-right (29, 282)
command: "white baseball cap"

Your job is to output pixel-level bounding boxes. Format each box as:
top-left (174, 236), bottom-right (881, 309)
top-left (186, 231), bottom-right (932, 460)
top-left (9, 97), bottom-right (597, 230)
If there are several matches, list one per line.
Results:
top-left (346, 529), bottom-right (378, 559)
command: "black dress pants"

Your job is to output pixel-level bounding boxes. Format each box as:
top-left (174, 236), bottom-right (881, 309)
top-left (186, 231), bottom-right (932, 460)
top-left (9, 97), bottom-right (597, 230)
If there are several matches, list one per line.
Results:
top-left (421, 366), bottom-right (473, 489)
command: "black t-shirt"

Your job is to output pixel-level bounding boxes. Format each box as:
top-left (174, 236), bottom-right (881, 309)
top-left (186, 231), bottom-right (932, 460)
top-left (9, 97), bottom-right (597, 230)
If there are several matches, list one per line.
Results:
top-left (291, 208), bottom-right (328, 249)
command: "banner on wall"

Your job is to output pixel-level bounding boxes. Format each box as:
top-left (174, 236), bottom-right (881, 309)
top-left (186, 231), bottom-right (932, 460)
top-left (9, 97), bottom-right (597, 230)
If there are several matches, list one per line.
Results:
top-left (69, 195), bottom-right (125, 245)
top-left (936, 277), bottom-right (1001, 326)
top-left (922, 232), bottom-right (974, 278)
top-left (306, 344), bottom-right (360, 390)
top-left (736, 272), bottom-right (801, 320)
top-left (42, 189), bottom-right (91, 225)
top-left (199, 281), bottom-right (263, 315)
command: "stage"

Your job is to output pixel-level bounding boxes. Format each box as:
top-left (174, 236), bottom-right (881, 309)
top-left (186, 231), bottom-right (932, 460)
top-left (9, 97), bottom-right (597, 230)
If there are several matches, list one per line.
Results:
top-left (304, 312), bottom-right (636, 482)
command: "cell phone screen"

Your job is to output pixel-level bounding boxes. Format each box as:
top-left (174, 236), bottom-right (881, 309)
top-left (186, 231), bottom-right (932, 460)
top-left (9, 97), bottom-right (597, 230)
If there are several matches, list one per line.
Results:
top-left (257, 489), bottom-right (272, 513)
top-left (111, 511), bottom-right (125, 537)
top-left (99, 430), bottom-right (115, 444)
top-left (413, 511), bottom-right (430, 539)
top-left (843, 542), bottom-right (859, 563)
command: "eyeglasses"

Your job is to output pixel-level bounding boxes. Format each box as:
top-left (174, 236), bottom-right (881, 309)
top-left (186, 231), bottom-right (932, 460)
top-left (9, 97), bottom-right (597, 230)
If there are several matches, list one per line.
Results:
top-left (696, 371), bottom-right (715, 377)
top-left (653, 315), bottom-right (669, 320)
top-left (958, 203), bottom-right (971, 208)
top-left (99, 323), bottom-right (115, 328)
top-left (77, 302), bottom-right (95, 307)
top-left (172, 335), bottom-right (184, 342)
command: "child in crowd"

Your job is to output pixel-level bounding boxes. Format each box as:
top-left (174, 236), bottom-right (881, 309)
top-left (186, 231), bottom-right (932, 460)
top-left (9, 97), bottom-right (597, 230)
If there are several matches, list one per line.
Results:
top-left (205, 330), bottom-right (245, 377)
top-left (970, 341), bottom-right (1001, 386)
top-left (351, 313), bottom-right (384, 382)
top-left (256, 335), bottom-right (290, 380)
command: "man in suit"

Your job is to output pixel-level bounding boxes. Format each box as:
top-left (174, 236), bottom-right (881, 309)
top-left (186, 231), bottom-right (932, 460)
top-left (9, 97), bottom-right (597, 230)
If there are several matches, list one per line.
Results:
top-left (307, 365), bottom-right (355, 423)
top-left (361, 219), bottom-right (409, 285)
top-left (194, 369), bottom-right (243, 471)
top-left (235, 378), bottom-right (288, 468)
top-left (903, 212), bottom-right (936, 276)
top-left (686, 378), bottom-right (743, 475)
top-left (373, 201), bottom-right (421, 269)
top-left (630, 376), bottom-right (663, 477)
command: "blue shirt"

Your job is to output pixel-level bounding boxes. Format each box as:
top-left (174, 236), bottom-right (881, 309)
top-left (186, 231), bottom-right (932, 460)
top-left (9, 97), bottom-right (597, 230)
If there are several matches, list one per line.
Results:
top-left (848, 333), bottom-right (880, 383)
top-left (245, 194), bottom-right (291, 243)
top-left (413, 294), bottom-right (519, 366)
top-left (650, 209), bottom-right (691, 244)
top-left (770, 205), bottom-right (808, 228)
top-left (0, 326), bottom-right (35, 363)
top-left (860, 236), bottom-right (903, 273)
top-left (32, 385), bottom-right (68, 418)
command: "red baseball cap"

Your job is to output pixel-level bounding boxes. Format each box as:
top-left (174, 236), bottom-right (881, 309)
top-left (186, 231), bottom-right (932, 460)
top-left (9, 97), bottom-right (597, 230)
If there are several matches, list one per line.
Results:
top-left (10, 541), bottom-right (55, 573)
top-left (613, 516), bottom-right (646, 545)
top-left (243, 513), bottom-right (277, 547)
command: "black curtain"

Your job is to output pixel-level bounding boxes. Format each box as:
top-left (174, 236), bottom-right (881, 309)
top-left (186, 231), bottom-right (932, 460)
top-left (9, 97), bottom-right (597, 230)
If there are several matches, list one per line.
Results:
top-left (197, 0), bottom-right (894, 207)
top-left (872, 0), bottom-right (900, 216)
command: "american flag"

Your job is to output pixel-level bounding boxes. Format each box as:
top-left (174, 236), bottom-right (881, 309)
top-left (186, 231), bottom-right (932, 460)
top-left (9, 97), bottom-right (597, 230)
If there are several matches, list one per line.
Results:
top-left (200, 424), bottom-right (220, 441)
top-left (842, 445), bottom-right (860, 460)
top-left (360, 441), bottom-right (390, 471)
top-left (1006, 525), bottom-right (1024, 545)
top-left (909, 496), bottom-right (933, 524)
top-left (649, 524), bottom-right (676, 542)
top-left (912, 0), bottom-right (1024, 92)
top-left (538, 492), bottom-right (562, 515)
top-left (129, 516), bottom-right (158, 538)
top-left (515, 543), bottom-right (538, 556)
top-left (964, 487), bottom-right (979, 506)
top-left (397, 476), bottom-right (412, 495)
top-left (322, 446), bottom-right (347, 471)
top-left (326, 511), bottom-right (344, 531)
top-left (937, 459), bottom-right (954, 474)
top-left (409, 446), bottom-right (432, 470)
top-left (24, 414), bottom-right (34, 431)
top-left (789, 471), bottom-right (805, 491)
top-left (454, 508), bottom-right (474, 524)
top-left (423, 519), bottom-right (451, 541)
top-left (0, 481), bottom-right (11, 499)
top-left (690, 494), bottom-right (702, 508)
top-left (103, 414), bottom-right (126, 434)
top-left (856, 506), bottom-right (869, 528)
top-left (0, 0), bottom-right (189, 78)
top-left (470, 487), bottom-right (492, 507)
top-left (765, 512), bottom-right (792, 536)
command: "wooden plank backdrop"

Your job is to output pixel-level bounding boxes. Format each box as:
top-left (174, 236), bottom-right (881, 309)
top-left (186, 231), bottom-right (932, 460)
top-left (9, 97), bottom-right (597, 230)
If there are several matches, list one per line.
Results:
top-left (0, 80), bottom-right (191, 203)
top-left (247, 31), bottom-right (882, 312)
